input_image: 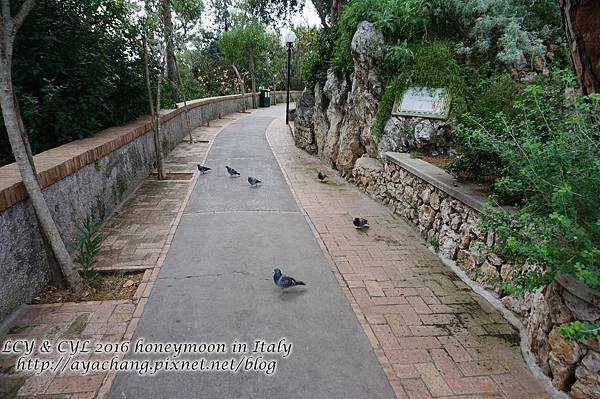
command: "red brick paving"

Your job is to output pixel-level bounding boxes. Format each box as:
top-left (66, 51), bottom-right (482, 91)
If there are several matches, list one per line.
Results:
top-left (267, 116), bottom-right (550, 398)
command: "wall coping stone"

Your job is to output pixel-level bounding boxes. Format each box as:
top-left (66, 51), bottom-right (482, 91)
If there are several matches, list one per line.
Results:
top-left (385, 151), bottom-right (491, 213)
top-left (0, 91), bottom-right (300, 212)
top-left (556, 272), bottom-right (600, 308)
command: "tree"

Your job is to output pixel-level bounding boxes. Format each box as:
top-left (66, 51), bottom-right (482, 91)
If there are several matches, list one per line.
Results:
top-left (218, 21), bottom-right (270, 108)
top-left (244, 0), bottom-right (304, 26)
top-left (560, 0), bottom-right (600, 94)
top-left (0, 0), bottom-right (85, 291)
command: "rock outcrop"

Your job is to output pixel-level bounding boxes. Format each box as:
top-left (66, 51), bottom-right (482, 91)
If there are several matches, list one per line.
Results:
top-left (293, 21), bottom-right (384, 176)
top-left (378, 116), bottom-right (452, 157)
top-left (292, 90), bottom-right (317, 154)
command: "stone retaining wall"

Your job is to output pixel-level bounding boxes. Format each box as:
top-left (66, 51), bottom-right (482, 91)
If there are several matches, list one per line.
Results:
top-left (0, 91), bottom-right (299, 320)
top-left (352, 152), bottom-right (600, 398)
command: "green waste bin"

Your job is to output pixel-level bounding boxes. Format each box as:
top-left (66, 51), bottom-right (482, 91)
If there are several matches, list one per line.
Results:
top-left (259, 88), bottom-right (271, 108)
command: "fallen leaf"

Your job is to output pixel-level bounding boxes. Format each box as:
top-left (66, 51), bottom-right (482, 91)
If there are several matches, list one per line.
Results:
top-left (122, 279), bottom-right (134, 288)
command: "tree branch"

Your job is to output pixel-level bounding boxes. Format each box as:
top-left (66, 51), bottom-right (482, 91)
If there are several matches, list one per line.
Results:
top-left (13, 0), bottom-right (36, 35)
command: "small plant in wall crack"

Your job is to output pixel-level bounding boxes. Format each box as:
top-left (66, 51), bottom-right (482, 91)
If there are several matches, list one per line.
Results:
top-left (559, 320), bottom-right (600, 341)
top-left (74, 215), bottom-right (103, 281)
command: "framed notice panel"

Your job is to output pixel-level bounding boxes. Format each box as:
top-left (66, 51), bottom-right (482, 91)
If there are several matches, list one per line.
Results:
top-left (392, 87), bottom-right (451, 120)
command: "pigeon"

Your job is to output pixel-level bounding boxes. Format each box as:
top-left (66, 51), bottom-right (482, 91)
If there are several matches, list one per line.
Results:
top-left (248, 176), bottom-right (261, 187)
top-left (273, 268), bottom-right (306, 289)
top-left (353, 217), bottom-right (369, 229)
top-left (226, 166), bottom-right (240, 177)
top-left (317, 171), bottom-right (327, 182)
top-left (197, 165), bottom-right (211, 174)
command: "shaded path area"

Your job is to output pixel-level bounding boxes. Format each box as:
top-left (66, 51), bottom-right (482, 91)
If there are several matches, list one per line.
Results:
top-left (109, 107), bottom-right (395, 398)
top-left (267, 111), bottom-right (551, 398)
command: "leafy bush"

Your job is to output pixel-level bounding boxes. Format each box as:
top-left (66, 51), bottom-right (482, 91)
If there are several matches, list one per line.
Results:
top-left (464, 73), bottom-right (600, 292)
top-left (559, 320), bottom-right (600, 341)
top-left (450, 0), bottom-right (562, 65)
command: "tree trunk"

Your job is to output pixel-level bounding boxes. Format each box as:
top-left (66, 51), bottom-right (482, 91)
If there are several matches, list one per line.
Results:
top-left (560, 0), bottom-right (600, 94)
top-left (312, 0), bottom-right (329, 28)
top-left (250, 55), bottom-right (256, 109)
top-left (0, 68), bottom-right (85, 292)
top-left (15, 96), bottom-right (65, 289)
top-left (330, 0), bottom-right (345, 22)
top-left (154, 69), bottom-right (166, 180)
top-left (174, 57), bottom-right (194, 144)
top-left (143, 35), bottom-right (166, 180)
top-left (162, 0), bottom-right (178, 104)
top-left (231, 64), bottom-right (246, 112)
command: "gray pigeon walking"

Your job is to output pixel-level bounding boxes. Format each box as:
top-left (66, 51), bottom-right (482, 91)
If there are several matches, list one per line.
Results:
top-left (353, 217), bottom-right (369, 229)
top-left (273, 268), bottom-right (306, 289)
top-left (248, 176), bottom-right (261, 187)
top-left (197, 165), bottom-right (211, 174)
top-left (226, 166), bottom-right (240, 177)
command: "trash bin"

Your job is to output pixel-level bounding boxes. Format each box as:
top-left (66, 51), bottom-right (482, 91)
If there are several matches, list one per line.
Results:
top-left (259, 88), bottom-right (271, 108)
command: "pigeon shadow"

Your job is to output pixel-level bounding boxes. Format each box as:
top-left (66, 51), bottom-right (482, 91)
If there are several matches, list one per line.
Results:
top-left (277, 288), bottom-right (308, 301)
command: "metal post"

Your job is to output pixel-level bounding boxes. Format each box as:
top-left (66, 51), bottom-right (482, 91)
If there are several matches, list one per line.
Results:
top-left (286, 42), bottom-right (292, 125)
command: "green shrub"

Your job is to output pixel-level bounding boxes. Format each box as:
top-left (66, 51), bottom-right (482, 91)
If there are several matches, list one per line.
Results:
top-left (74, 216), bottom-right (104, 280)
top-left (450, 0), bottom-right (562, 65)
top-left (469, 74), bottom-right (600, 292)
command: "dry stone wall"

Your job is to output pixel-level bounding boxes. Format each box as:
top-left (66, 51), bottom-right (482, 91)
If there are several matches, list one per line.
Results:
top-left (352, 152), bottom-right (600, 398)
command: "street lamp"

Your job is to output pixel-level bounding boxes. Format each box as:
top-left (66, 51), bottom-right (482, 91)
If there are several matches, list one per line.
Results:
top-left (284, 30), bottom-right (297, 125)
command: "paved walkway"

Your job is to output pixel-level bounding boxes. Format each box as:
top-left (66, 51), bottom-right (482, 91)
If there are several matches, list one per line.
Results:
top-left (108, 107), bottom-right (395, 398)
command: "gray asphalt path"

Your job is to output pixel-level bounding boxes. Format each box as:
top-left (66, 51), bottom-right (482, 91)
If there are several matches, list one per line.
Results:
top-left (109, 106), bottom-right (395, 399)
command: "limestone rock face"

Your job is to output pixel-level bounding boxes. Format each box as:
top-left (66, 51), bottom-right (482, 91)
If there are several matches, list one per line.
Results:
top-left (313, 83), bottom-right (329, 156)
top-left (378, 116), bottom-right (452, 156)
top-left (292, 20), bottom-right (384, 176)
top-left (337, 21), bottom-right (384, 176)
top-left (322, 72), bottom-right (347, 167)
top-left (528, 287), bottom-right (553, 375)
top-left (571, 351), bottom-right (600, 399)
top-left (292, 90), bottom-right (317, 154)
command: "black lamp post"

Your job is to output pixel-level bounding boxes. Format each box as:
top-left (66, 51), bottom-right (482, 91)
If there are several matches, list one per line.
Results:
top-left (284, 31), bottom-right (297, 125)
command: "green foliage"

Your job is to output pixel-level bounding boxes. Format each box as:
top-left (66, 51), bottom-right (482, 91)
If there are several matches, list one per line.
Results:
top-left (94, 159), bottom-right (102, 172)
top-left (301, 27), bottom-right (337, 88)
top-left (559, 321), bottom-right (600, 341)
top-left (450, 0), bottom-right (562, 64)
top-left (74, 216), bottom-right (104, 280)
top-left (219, 20), bottom-right (270, 68)
top-left (0, 0), bottom-right (149, 166)
top-left (465, 73), bottom-right (600, 291)
top-left (330, 0), bottom-right (430, 75)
